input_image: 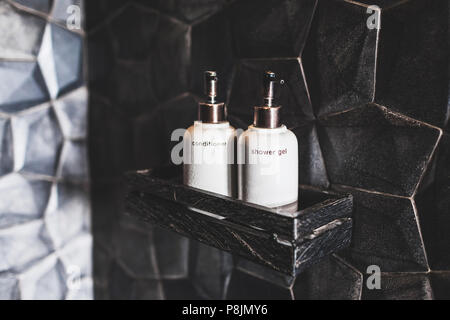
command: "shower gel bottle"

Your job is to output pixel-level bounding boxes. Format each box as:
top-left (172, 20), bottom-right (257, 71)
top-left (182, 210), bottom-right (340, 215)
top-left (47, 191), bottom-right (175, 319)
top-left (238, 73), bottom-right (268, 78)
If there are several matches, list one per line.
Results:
top-left (238, 71), bottom-right (298, 210)
top-left (183, 71), bottom-right (236, 197)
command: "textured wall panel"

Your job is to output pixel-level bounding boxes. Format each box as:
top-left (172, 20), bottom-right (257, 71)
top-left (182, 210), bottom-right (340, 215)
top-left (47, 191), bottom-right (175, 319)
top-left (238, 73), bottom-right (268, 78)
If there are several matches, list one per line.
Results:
top-left (87, 0), bottom-right (449, 300)
top-left (0, 0), bottom-right (91, 300)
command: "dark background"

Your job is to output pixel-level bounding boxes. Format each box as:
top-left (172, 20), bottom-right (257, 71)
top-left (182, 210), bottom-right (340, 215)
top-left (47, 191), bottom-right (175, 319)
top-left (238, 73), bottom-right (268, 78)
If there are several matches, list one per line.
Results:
top-left (87, 0), bottom-right (449, 299)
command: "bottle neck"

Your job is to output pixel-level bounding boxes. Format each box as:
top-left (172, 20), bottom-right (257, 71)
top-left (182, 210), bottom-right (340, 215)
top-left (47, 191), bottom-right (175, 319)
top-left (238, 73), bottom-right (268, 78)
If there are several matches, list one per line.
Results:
top-left (198, 102), bottom-right (226, 123)
top-left (253, 105), bottom-right (281, 128)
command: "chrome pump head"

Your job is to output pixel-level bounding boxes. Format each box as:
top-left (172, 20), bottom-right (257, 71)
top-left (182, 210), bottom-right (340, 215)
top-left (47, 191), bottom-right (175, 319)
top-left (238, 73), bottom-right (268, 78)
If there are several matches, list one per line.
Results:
top-left (198, 71), bottom-right (225, 123)
top-left (204, 71), bottom-right (218, 104)
top-left (253, 71), bottom-right (281, 128)
top-left (263, 71), bottom-right (277, 107)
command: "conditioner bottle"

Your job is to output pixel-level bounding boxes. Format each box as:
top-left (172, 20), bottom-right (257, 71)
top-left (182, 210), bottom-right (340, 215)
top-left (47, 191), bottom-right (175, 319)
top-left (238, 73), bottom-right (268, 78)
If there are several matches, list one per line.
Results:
top-left (183, 71), bottom-right (236, 197)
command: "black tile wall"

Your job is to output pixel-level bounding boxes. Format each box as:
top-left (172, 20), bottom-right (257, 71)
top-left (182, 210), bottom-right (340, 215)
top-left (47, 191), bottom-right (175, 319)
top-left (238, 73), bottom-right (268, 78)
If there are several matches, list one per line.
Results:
top-left (87, 0), bottom-right (449, 300)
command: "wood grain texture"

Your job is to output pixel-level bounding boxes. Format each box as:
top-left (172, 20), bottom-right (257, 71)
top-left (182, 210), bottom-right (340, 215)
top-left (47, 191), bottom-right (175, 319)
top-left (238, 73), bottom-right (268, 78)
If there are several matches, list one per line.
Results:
top-left (124, 166), bottom-right (353, 276)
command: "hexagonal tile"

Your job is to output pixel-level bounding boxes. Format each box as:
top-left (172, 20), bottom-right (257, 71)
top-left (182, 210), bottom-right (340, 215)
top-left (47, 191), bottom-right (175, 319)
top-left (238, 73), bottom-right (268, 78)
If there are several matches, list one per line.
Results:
top-left (38, 23), bottom-right (83, 98)
top-left (318, 104), bottom-right (441, 196)
top-left (0, 220), bottom-right (53, 273)
top-left (0, 173), bottom-right (52, 228)
top-left (228, 0), bottom-right (317, 58)
top-left (362, 273), bottom-right (432, 300)
top-left (0, 1), bottom-right (47, 59)
top-left (293, 255), bottom-right (363, 300)
top-left (0, 62), bottom-right (49, 113)
top-left (57, 140), bottom-right (89, 181)
top-left (19, 255), bottom-right (67, 300)
top-left (12, 105), bottom-right (63, 176)
top-left (374, 0), bottom-right (448, 127)
top-left (45, 183), bottom-right (89, 248)
top-left (53, 86), bottom-right (87, 140)
top-left (302, 0), bottom-right (377, 116)
top-left (335, 186), bottom-right (428, 272)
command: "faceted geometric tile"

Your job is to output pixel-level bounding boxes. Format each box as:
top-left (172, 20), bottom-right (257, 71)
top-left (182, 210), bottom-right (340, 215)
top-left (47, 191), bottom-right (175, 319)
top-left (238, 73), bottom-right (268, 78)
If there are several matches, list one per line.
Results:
top-left (44, 183), bottom-right (89, 249)
top-left (90, 180), bottom-right (119, 251)
top-left (108, 4), bottom-right (159, 61)
top-left (58, 233), bottom-right (92, 280)
top-left (415, 134), bottom-right (450, 270)
top-left (153, 227), bottom-right (189, 279)
top-left (191, 241), bottom-right (233, 299)
top-left (190, 10), bottom-right (234, 101)
top-left (374, 0), bottom-right (449, 127)
top-left (291, 123), bottom-right (329, 188)
top-left (133, 93), bottom-right (197, 169)
top-left (66, 277), bottom-right (94, 300)
top-left (226, 269), bottom-right (292, 300)
top-left (84, 0), bottom-right (124, 31)
top-left (318, 104), bottom-right (441, 196)
top-left (159, 93), bottom-right (198, 162)
top-left (302, 0), bottom-right (377, 116)
top-left (146, 13), bottom-right (190, 103)
top-left (88, 94), bottom-right (134, 179)
top-left (0, 118), bottom-right (14, 176)
top-left (0, 62), bottom-right (49, 113)
top-left (335, 186), bottom-right (428, 272)
top-left (87, 25), bottom-right (114, 92)
top-left (235, 257), bottom-right (294, 289)
top-left (0, 273), bottom-right (19, 299)
top-left (53, 86), bottom-right (87, 139)
top-left (0, 1), bottom-right (47, 59)
top-left (131, 280), bottom-right (164, 300)
top-left (37, 24), bottom-right (59, 100)
top-left (0, 173), bottom-right (52, 228)
top-left (51, 0), bottom-right (85, 30)
top-left (13, 105), bottom-right (63, 176)
top-left (108, 261), bottom-right (136, 300)
top-left (228, 0), bottom-right (317, 58)
top-left (12, 0), bottom-right (53, 14)
top-left (228, 59), bottom-right (314, 130)
top-left (111, 223), bottom-right (158, 279)
top-left (107, 4), bottom-right (190, 103)
top-left (108, 262), bottom-right (136, 300)
top-left (0, 220), bottom-right (53, 273)
top-left (136, 0), bottom-right (227, 24)
top-left (57, 140), bottom-right (89, 181)
top-left (92, 240), bottom-right (112, 290)
top-left (162, 279), bottom-right (204, 300)
top-left (19, 255), bottom-right (67, 300)
top-left (293, 255), bottom-right (363, 300)
top-left (429, 272), bottom-right (450, 300)
top-left (42, 23), bottom-right (83, 98)
top-left (108, 61), bottom-right (159, 117)
top-left (362, 273), bottom-right (433, 300)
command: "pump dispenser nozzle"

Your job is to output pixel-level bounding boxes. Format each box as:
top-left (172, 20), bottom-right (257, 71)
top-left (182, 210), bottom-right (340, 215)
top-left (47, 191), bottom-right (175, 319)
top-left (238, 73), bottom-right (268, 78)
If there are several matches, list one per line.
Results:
top-left (253, 71), bottom-right (281, 128)
top-left (263, 71), bottom-right (277, 107)
top-left (204, 71), bottom-right (218, 104)
top-left (198, 71), bottom-right (225, 123)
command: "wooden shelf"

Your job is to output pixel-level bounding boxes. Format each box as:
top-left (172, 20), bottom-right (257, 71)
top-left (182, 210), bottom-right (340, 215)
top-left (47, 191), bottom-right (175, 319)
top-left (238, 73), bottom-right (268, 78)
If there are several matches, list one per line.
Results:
top-left (124, 166), bottom-right (353, 276)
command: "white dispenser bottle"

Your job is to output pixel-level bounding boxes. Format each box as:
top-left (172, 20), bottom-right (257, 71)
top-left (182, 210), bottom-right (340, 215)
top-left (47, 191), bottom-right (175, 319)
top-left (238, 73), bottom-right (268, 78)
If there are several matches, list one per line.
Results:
top-left (238, 71), bottom-right (298, 209)
top-left (183, 71), bottom-right (236, 197)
